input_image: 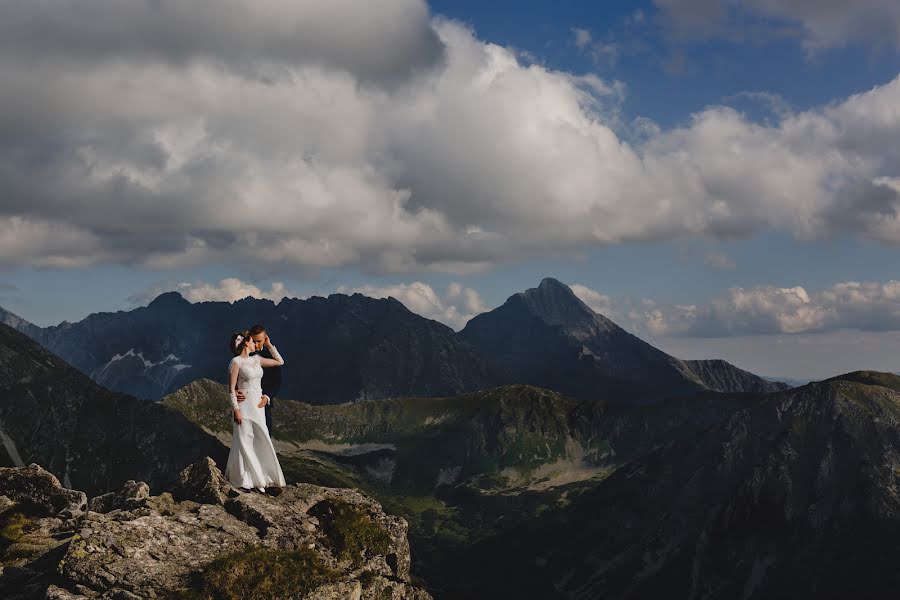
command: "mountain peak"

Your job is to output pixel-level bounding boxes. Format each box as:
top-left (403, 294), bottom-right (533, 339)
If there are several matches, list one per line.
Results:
top-left (517, 277), bottom-right (596, 326)
top-left (148, 291), bottom-right (190, 309)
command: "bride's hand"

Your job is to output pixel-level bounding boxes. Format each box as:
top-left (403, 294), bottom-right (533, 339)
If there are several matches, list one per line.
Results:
top-left (233, 409), bottom-right (242, 425)
top-left (258, 395), bottom-right (269, 408)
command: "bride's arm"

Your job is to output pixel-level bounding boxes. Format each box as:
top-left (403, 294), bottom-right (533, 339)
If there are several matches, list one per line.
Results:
top-left (259, 338), bottom-right (284, 367)
top-left (228, 359), bottom-right (243, 416)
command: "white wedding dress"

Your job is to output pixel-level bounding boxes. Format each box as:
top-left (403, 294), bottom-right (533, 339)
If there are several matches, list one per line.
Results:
top-left (224, 351), bottom-right (286, 490)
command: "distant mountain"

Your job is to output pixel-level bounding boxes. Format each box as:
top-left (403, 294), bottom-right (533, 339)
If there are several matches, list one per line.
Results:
top-left (3, 292), bottom-right (495, 402)
top-left (164, 378), bottom-right (755, 494)
top-left (0, 305), bottom-right (43, 340)
top-left (460, 278), bottom-right (784, 403)
top-left (0, 322), bottom-right (226, 496)
top-left (462, 372), bottom-right (900, 599)
top-left (763, 374), bottom-right (810, 387)
top-left (2, 278), bottom-right (782, 404)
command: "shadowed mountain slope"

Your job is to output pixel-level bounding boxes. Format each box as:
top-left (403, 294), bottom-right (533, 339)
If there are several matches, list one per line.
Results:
top-left (460, 373), bottom-right (900, 599)
top-left (2, 292), bottom-right (494, 402)
top-left (460, 277), bottom-right (784, 403)
top-left (2, 279), bottom-right (783, 404)
top-left (0, 323), bottom-right (226, 497)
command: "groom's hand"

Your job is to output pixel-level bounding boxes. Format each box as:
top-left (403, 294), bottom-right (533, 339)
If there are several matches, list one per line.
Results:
top-left (236, 390), bottom-right (246, 402)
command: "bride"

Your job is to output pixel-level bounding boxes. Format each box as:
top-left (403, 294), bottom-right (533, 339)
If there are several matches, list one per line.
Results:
top-left (225, 330), bottom-right (286, 492)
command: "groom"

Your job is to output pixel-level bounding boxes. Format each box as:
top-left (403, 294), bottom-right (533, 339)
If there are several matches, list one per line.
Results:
top-left (235, 323), bottom-right (282, 436)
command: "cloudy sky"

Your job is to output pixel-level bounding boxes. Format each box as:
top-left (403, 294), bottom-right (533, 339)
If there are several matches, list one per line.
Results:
top-left (1, 0), bottom-right (899, 381)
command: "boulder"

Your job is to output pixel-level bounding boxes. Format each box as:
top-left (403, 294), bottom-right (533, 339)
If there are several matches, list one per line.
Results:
top-left (87, 480), bottom-right (150, 514)
top-left (171, 456), bottom-right (233, 505)
top-left (0, 464), bottom-right (86, 517)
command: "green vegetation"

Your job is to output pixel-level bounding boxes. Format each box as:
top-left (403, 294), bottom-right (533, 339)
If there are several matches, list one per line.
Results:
top-left (0, 511), bottom-right (31, 563)
top-left (0, 511), bottom-right (29, 546)
top-left (278, 455), bottom-right (360, 489)
top-left (309, 498), bottom-right (392, 566)
top-left (178, 546), bottom-right (340, 600)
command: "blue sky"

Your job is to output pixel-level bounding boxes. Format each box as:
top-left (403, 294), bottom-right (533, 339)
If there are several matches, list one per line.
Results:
top-left (1, 0), bottom-right (899, 380)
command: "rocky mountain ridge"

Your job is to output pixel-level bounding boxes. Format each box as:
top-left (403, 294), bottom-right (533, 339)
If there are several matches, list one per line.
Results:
top-left (0, 457), bottom-right (432, 599)
top-left (460, 277), bottom-right (785, 403)
top-left (456, 372), bottom-right (900, 599)
top-left (2, 278), bottom-right (783, 404)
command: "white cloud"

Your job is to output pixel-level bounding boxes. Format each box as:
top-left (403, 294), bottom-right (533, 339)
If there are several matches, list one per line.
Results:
top-left (132, 278), bottom-right (297, 305)
top-left (569, 284), bottom-right (616, 317)
top-left (629, 280), bottom-right (900, 337)
top-left (0, 1), bottom-right (898, 274)
top-left (338, 281), bottom-right (486, 330)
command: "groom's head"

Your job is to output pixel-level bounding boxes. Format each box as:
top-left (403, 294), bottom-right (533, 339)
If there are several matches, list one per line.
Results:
top-left (249, 324), bottom-right (267, 351)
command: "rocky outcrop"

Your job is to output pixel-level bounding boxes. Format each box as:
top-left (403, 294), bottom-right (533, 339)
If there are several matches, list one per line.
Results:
top-left (0, 464), bottom-right (87, 518)
top-left (0, 457), bottom-right (432, 599)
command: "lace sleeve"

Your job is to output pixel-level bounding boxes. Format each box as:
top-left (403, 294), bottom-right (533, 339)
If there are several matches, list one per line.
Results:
top-left (267, 345), bottom-right (284, 366)
top-left (228, 358), bottom-right (241, 410)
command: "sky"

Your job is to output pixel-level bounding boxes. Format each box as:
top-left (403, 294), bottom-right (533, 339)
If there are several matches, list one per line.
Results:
top-left (1, 0), bottom-right (899, 381)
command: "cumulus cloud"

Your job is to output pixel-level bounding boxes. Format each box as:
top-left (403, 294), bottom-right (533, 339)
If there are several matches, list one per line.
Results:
top-left (0, 0), bottom-right (899, 275)
top-left (0, 0), bottom-right (443, 82)
top-left (337, 281), bottom-right (486, 330)
top-left (655, 0), bottom-right (900, 51)
top-left (131, 278), bottom-right (297, 305)
top-left (630, 280), bottom-right (900, 337)
top-left (570, 283), bottom-right (616, 317)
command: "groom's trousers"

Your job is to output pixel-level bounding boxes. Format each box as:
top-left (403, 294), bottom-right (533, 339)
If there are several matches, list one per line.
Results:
top-left (264, 397), bottom-right (274, 438)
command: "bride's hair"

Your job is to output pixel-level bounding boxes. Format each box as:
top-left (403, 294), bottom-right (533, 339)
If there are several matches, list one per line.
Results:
top-left (229, 330), bottom-right (251, 356)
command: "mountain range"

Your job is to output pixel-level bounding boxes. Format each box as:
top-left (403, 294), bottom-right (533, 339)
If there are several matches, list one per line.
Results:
top-left (0, 278), bottom-right (784, 404)
top-left (159, 369), bottom-right (900, 599)
top-left (3, 307), bottom-right (900, 598)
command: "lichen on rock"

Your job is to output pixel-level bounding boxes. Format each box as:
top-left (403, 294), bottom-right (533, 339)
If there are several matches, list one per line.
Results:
top-left (0, 457), bottom-right (432, 599)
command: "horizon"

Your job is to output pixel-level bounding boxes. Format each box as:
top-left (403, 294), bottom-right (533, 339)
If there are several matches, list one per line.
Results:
top-left (1, 1), bottom-right (898, 382)
top-left (4, 277), bottom-right (895, 384)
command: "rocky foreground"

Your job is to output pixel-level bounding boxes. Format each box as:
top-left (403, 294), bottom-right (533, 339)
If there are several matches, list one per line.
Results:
top-left (0, 458), bottom-right (432, 599)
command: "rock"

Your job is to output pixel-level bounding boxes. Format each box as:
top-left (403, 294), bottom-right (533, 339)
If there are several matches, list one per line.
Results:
top-left (171, 457), bottom-right (232, 505)
top-left (308, 580), bottom-right (363, 600)
top-left (0, 464), bottom-right (86, 517)
top-left (88, 480), bottom-right (150, 514)
top-left (0, 458), bottom-right (432, 599)
top-left (0, 494), bottom-right (15, 516)
top-left (361, 575), bottom-right (434, 600)
top-left (59, 503), bottom-right (260, 594)
top-left (43, 585), bottom-right (86, 599)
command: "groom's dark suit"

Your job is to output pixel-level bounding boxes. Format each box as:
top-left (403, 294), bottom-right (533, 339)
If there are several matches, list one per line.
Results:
top-left (253, 348), bottom-right (282, 436)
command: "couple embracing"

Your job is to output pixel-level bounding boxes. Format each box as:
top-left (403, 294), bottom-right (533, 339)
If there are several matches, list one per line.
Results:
top-left (225, 324), bottom-right (286, 493)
